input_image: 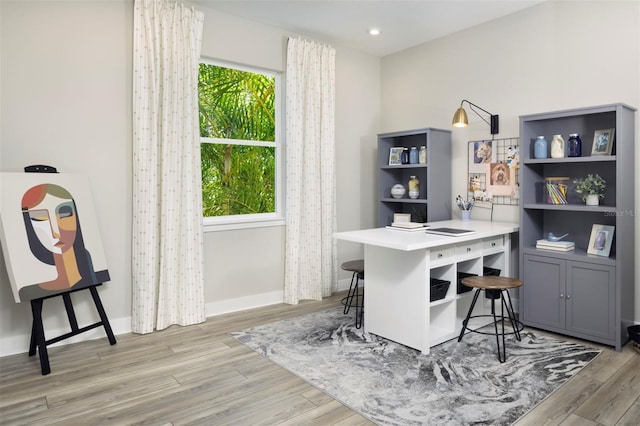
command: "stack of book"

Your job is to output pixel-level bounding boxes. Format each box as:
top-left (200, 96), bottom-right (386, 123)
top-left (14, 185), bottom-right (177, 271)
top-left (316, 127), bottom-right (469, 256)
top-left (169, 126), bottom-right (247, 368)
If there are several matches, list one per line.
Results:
top-left (386, 222), bottom-right (429, 232)
top-left (536, 239), bottom-right (575, 252)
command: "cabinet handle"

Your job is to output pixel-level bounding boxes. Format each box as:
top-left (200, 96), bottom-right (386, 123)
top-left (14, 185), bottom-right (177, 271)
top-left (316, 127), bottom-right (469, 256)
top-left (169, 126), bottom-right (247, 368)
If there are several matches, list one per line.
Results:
top-left (491, 242), bottom-right (496, 247)
top-left (566, 294), bottom-right (571, 299)
top-left (438, 253), bottom-right (443, 258)
top-left (560, 293), bottom-right (564, 298)
top-left (467, 247), bottom-right (471, 252)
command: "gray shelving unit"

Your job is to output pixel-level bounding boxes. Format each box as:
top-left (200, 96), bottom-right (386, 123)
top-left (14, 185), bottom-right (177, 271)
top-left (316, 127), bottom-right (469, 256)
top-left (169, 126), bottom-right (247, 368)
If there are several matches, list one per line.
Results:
top-left (377, 128), bottom-right (451, 227)
top-left (518, 103), bottom-right (636, 351)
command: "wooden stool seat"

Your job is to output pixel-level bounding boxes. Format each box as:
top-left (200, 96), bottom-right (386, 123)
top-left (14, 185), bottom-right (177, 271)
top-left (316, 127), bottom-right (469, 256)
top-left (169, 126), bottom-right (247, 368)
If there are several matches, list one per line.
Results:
top-left (341, 260), bottom-right (364, 275)
top-left (340, 260), bottom-right (364, 329)
top-left (458, 275), bottom-right (524, 363)
top-left (462, 276), bottom-right (523, 290)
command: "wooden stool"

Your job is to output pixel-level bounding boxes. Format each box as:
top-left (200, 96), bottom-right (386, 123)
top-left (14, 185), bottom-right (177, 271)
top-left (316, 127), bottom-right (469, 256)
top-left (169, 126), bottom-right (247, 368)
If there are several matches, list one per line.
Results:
top-left (457, 276), bottom-right (524, 363)
top-left (340, 260), bottom-right (364, 329)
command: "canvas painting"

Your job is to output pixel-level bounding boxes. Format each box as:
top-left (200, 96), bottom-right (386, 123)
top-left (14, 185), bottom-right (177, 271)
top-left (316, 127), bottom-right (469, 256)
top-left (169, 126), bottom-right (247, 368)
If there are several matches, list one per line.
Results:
top-left (485, 162), bottom-right (515, 196)
top-left (0, 173), bottom-right (110, 303)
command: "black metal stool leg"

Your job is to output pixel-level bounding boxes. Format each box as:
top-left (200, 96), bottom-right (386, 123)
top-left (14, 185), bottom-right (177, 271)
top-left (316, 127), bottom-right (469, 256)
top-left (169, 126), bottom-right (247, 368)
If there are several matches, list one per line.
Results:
top-left (343, 272), bottom-right (358, 314)
top-left (503, 290), bottom-right (522, 341)
top-left (458, 289), bottom-right (481, 342)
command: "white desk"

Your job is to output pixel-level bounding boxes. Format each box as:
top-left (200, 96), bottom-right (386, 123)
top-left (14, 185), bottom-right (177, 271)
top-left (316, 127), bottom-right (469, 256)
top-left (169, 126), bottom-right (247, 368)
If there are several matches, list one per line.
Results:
top-left (334, 220), bottom-right (519, 354)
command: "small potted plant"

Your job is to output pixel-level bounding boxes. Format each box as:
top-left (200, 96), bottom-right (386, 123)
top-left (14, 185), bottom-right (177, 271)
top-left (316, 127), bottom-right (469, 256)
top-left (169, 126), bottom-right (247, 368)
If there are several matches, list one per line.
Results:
top-left (573, 173), bottom-right (606, 206)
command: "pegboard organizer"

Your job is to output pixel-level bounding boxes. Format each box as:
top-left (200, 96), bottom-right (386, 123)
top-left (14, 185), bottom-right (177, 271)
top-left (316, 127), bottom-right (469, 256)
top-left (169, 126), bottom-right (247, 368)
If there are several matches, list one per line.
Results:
top-left (467, 137), bottom-right (520, 206)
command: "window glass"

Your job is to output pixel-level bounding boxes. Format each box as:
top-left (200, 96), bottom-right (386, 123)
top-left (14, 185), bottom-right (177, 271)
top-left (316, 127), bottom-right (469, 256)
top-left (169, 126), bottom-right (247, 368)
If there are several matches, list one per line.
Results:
top-left (199, 61), bottom-right (280, 222)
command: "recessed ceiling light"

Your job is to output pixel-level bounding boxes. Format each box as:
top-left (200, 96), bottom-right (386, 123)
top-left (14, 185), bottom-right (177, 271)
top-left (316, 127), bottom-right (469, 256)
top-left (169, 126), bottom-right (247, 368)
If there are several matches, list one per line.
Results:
top-left (368, 28), bottom-right (381, 36)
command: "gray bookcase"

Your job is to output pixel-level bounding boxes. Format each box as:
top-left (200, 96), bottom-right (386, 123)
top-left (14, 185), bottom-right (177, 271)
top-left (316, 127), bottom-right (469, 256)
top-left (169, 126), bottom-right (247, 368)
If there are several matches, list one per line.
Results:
top-left (377, 128), bottom-right (451, 227)
top-left (518, 103), bottom-right (636, 351)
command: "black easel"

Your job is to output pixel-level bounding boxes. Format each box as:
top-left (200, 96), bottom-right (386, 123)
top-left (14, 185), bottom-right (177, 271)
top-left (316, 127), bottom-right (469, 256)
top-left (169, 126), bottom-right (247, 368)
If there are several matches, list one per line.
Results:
top-left (24, 165), bottom-right (116, 375)
top-left (29, 284), bottom-right (116, 375)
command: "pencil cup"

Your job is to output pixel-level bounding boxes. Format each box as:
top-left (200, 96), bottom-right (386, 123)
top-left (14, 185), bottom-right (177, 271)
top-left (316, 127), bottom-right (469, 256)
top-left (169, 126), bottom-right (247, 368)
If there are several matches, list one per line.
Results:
top-left (461, 210), bottom-right (471, 221)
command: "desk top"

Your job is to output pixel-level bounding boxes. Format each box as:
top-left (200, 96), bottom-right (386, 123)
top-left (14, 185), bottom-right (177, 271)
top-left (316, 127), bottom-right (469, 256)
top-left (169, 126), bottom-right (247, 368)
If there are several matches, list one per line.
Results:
top-left (334, 220), bottom-right (519, 251)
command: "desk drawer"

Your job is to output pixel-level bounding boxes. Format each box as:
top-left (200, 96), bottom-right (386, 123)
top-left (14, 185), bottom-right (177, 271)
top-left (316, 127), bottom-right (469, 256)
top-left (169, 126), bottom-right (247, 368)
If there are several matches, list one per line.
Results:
top-left (455, 241), bottom-right (482, 257)
top-left (483, 236), bottom-right (504, 251)
top-left (430, 246), bottom-right (454, 262)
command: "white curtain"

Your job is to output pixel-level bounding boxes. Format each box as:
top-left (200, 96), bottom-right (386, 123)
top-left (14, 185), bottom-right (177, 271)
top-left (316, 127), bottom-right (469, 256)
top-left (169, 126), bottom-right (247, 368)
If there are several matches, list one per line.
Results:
top-left (131, 0), bottom-right (205, 333)
top-left (284, 37), bottom-right (337, 304)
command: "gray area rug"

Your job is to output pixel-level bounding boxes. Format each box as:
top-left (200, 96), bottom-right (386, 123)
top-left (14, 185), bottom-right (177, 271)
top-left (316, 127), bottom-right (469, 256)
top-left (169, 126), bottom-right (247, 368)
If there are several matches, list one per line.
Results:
top-left (230, 308), bottom-right (601, 425)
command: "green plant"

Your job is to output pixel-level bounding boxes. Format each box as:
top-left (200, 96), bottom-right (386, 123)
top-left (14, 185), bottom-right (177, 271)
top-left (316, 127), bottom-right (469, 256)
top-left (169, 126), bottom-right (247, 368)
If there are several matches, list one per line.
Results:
top-left (573, 173), bottom-right (606, 202)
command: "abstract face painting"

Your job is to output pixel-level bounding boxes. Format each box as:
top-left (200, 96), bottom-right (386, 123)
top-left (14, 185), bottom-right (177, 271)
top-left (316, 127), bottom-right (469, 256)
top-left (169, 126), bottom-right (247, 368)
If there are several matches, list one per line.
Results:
top-left (0, 174), bottom-right (110, 302)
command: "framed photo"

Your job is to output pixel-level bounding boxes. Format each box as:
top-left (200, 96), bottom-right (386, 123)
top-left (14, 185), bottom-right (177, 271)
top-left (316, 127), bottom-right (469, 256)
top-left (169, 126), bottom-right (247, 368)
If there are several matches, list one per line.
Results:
top-left (591, 129), bottom-right (615, 155)
top-left (389, 147), bottom-right (403, 165)
top-left (587, 224), bottom-right (615, 257)
top-left (468, 140), bottom-right (497, 173)
top-left (485, 162), bottom-right (515, 196)
top-left (393, 213), bottom-right (411, 223)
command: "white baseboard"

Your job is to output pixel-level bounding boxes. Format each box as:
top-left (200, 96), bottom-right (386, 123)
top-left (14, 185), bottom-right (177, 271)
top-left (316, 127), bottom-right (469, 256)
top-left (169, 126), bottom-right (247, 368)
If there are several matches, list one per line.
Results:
top-left (0, 291), bottom-right (286, 358)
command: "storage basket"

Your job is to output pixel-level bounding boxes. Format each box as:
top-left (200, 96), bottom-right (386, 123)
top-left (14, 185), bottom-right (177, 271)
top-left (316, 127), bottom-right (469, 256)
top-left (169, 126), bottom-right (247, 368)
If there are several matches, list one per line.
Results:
top-left (483, 267), bottom-right (501, 277)
top-left (430, 278), bottom-right (450, 301)
top-left (457, 272), bottom-right (477, 294)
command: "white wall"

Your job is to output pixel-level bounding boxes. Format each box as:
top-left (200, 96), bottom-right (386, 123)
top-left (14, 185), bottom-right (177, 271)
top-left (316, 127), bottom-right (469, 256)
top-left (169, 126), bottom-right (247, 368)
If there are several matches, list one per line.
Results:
top-left (0, 1), bottom-right (381, 356)
top-left (380, 0), bottom-right (640, 321)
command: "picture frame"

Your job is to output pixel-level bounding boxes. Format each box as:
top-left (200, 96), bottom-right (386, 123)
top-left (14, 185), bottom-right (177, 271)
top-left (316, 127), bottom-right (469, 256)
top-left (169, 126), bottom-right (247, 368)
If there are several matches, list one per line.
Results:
top-left (468, 140), bottom-right (497, 174)
top-left (393, 213), bottom-right (411, 223)
top-left (389, 147), bottom-right (403, 166)
top-left (587, 224), bottom-right (615, 257)
top-left (591, 128), bottom-right (615, 156)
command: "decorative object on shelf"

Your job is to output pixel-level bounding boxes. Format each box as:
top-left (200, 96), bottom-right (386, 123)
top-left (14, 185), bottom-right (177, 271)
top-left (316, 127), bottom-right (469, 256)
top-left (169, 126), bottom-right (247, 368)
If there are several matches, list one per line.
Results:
top-left (485, 162), bottom-right (515, 196)
top-left (544, 177), bottom-right (569, 205)
top-left (452, 99), bottom-right (499, 134)
top-left (573, 173), bottom-right (606, 205)
top-left (591, 128), bottom-right (615, 155)
top-left (401, 147), bottom-right (410, 164)
top-left (567, 133), bottom-right (582, 157)
top-left (550, 134), bottom-right (565, 158)
top-left (419, 146), bottom-right (427, 164)
top-left (587, 224), bottom-right (615, 257)
top-left (388, 147), bottom-right (403, 165)
top-left (547, 232), bottom-right (569, 242)
top-left (409, 147), bottom-right (419, 164)
top-left (390, 184), bottom-right (406, 199)
top-left (408, 176), bottom-right (419, 199)
top-left (533, 136), bottom-right (548, 159)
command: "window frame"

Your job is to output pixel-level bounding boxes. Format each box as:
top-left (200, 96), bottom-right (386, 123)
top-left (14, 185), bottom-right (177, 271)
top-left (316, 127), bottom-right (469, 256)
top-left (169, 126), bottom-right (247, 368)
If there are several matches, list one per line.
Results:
top-left (199, 58), bottom-right (285, 232)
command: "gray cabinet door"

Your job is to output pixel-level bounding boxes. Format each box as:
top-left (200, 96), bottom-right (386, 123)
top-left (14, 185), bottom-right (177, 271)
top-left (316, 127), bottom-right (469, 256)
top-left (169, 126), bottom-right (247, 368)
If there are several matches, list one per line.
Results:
top-left (566, 261), bottom-right (615, 341)
top-left (522, 254), bottom-right (565, 330)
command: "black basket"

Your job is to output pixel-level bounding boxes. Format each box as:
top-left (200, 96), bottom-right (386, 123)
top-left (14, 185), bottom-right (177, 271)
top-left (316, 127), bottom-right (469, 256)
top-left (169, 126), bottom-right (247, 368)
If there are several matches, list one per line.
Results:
top-left (628, 325), bottom-right (640, 345)
top-left (430, 278), bottom-right (450, 301)
top-left (483, 267), bottom-right (501, 277)
top-left (457, 272), bottom-right (477, 294)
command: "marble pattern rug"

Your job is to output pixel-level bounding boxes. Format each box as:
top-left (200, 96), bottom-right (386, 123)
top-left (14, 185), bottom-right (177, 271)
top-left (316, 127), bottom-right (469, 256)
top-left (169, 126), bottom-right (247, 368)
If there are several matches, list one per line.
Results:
top-left (230, 309), bottom-right (601, 425)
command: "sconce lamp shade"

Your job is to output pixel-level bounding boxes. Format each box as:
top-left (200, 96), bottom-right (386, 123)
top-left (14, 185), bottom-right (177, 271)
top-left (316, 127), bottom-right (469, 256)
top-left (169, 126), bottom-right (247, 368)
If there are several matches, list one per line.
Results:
top-left (452, 99), bottom-right (499, 135)
top-left (452, 107), bottom-right (468, 127)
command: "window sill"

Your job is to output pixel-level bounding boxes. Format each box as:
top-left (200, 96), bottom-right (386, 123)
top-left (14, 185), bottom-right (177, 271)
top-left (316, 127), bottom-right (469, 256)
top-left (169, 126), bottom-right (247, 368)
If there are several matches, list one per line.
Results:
top-left (203, 216), bottom-right (285, 232)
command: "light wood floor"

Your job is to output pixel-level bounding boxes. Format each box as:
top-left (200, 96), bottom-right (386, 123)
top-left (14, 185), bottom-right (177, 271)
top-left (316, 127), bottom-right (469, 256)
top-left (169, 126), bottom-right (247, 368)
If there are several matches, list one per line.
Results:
top-left (1, 292), bottom-right (638, 425)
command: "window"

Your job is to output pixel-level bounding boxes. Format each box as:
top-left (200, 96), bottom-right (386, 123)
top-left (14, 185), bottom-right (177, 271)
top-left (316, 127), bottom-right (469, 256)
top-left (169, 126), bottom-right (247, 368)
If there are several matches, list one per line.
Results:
top-left (198, 60), bottom-right (282, 229)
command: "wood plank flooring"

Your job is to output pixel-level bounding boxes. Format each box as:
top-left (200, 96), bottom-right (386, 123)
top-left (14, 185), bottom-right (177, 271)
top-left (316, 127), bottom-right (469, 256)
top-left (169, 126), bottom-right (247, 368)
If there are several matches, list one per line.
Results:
top-left (0, 292), bottom-right (638, 425)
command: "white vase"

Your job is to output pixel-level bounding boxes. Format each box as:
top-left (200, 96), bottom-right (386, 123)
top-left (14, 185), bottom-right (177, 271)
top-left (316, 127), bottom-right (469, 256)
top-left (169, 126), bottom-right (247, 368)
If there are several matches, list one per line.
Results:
top-left (391, 184), bottom-right (405, 199)
top-left (586, 194), bottom-right (599, 206)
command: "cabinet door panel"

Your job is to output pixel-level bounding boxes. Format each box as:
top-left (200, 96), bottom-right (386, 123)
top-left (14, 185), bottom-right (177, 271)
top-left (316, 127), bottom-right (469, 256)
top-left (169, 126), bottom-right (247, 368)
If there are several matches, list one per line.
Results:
top-left (522, 254), bottom-right (565, 329)
top-left (566, 261), bottom-right (615, 340)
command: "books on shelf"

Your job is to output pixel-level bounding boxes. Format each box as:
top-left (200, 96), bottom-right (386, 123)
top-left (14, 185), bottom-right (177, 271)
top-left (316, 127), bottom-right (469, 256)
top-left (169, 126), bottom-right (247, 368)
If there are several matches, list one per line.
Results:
top-left (536, 239), bottom-right (575, 252)
top-left (386, 222), bottom-right (429, 232)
